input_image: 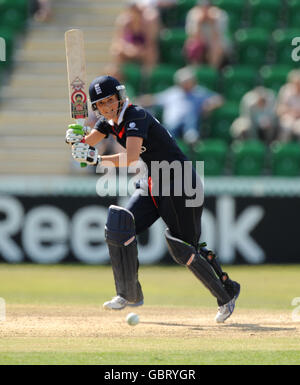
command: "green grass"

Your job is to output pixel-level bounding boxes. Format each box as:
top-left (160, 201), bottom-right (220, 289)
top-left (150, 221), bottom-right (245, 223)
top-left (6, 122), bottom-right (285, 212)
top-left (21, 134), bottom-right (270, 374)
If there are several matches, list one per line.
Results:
top-left (0, 264), bottom-right (300, 365)
top-left (0, 264), bottom-right (299, 310)
top-left (0, 350), bottom-right (299, 365)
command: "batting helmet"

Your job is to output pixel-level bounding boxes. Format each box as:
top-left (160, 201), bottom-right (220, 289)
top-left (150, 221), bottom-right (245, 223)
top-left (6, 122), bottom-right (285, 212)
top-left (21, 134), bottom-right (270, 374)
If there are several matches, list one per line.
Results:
top-left (89, 75), bottom-right (127, 113)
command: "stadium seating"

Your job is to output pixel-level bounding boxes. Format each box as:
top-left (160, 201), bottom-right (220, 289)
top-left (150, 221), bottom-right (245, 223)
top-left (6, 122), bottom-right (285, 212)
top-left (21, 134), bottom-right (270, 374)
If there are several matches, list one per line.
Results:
top-left (146, 64), bottom-right (177, 93)
top-left (221, 65), bottom-right (257, 101)
top-left (121, 0), bottom-right (300, 177)
top-left (286, 0), bottom-right (300, 29)
top-left (176, 138), bottom-right (192, 158)
top-left (234, 28), bottom-right (270, 67)
top-left (259, 65), bottom-right (292, 93)
top-left (159, 28), bottom-right (187, 67)
top-left (0, 0), bottom-right (28, 29)
top-left (121, 63), bottom-right (142, 96)
top-left (193, 139), bottom-right (228, 176)
top-left (118, 0), bottom-right (300, 177)
top-left (194, 65), bottom-right (219, 90)
top-left (231, 139), bottom-right (266, 176)
top-left (172, 0), bottom-right (197, 27)
top-left (1, 7), bottom-right (27, 32)
top-left (208, 102), bottom-right (239, 143)
top-left (0, 0), bottom-right (28, 13)
top-left (247, 0), bottom-right (282, 30)
top-left (270, 142), bottom-right (300, 176)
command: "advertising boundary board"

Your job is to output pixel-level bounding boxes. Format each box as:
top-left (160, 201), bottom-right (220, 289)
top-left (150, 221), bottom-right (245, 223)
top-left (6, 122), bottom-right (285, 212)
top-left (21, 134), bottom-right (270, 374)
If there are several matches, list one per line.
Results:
top-left (0, 176), bottom-right (299, 264)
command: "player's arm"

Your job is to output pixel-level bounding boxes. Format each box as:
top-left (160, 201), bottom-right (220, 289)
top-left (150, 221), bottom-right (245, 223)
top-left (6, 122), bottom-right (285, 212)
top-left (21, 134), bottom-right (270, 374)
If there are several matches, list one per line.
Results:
top-left (85, 129), bottom-right (106, 146)
top-left (100, 137), bottom-right (143, 167)
top-left (71, 136), bottom-right (143, 167)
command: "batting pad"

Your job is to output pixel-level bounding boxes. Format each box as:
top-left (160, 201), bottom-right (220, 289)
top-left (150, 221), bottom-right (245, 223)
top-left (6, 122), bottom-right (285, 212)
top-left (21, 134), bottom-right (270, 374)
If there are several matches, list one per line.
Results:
top-left (105, 205), bottom-right (143, 303)
top-left (165, 229), bottom-right (231, 306)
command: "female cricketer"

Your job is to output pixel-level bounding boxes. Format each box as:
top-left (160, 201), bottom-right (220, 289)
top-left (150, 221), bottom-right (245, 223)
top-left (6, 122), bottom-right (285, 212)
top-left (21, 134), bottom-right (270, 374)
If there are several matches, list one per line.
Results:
top-left (65, 75), bottom-right (240, 323)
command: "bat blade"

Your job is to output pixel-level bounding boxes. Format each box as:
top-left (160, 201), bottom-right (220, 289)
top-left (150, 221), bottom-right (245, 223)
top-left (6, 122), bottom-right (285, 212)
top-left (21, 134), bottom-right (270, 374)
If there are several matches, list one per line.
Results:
top-left (65, 29), bottom-right (88, 124)
top-left (65, 29), bottom-right (88, 167)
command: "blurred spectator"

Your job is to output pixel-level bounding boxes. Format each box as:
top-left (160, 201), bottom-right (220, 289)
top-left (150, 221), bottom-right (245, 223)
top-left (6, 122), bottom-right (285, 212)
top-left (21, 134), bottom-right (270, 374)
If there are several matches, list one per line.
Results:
top-left (184, 0), bottom-right (231, 69)
top-left (276, 70), bottom-right (300, 142)
top-left (231, 87), bottom-right (278, 144)
top-left (136, 0), bottom-right (162, 39)
top-left (137, 66), bottom-right (223, 144)
top-left (111, 0), bottom-right (160, 73)
top-left (139, 0), bottom-right (178, 27)
top-left (139, 0), bottom-right (177, 9)
top-left (29, 0), bottom-right (52, 22)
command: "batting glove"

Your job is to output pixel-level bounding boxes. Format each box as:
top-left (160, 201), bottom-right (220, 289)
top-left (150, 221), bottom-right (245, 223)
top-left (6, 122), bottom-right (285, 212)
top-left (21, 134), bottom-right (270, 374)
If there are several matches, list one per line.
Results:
top-left (72, 142), bottom-right (101, 166)
top-left (65, 124), bottom-right (91, 145)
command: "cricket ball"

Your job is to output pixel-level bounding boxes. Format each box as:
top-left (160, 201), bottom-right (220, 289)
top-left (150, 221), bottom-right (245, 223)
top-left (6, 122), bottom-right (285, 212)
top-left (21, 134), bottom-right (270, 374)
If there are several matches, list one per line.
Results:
top-left (126, 312), bottom-right (139, 326)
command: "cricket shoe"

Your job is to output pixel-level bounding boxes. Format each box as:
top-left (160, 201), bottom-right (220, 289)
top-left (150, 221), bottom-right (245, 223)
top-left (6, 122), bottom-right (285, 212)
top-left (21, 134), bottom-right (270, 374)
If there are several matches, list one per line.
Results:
top-left (103, 295), bottom-right (144, 310)
top-left (215, 282), bottom-right (240, 323)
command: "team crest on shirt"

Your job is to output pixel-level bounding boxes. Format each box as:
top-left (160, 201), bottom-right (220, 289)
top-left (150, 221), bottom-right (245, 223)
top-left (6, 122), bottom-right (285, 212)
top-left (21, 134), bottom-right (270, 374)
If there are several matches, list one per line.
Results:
top-left (128, 122), bottom-right (139, 131)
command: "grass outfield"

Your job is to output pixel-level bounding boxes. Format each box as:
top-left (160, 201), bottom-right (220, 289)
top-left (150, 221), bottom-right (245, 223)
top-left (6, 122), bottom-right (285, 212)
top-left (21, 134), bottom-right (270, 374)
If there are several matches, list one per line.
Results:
top-left (0, 264), bottom-right (300, 365)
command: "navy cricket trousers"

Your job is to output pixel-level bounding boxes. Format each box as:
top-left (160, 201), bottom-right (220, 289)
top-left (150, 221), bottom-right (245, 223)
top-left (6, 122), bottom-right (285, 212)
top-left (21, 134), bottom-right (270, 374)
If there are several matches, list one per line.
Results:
top-left (126, 177), bottom-right (203, 249)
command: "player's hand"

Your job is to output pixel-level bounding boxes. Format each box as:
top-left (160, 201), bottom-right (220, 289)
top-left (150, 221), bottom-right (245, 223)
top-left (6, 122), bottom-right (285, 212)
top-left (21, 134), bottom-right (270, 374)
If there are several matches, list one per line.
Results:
top-left (72, 142), bottom-right (101, 166)
top-left (65, 124), bottom-right (91, 145)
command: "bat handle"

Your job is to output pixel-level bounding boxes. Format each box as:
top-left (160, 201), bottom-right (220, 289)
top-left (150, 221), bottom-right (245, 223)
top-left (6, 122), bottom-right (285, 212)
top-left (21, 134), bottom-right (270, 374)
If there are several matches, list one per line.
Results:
top-left (80, 138), bottom-right (87, 168)
top-left (75, 119), bottom-right (87, 168)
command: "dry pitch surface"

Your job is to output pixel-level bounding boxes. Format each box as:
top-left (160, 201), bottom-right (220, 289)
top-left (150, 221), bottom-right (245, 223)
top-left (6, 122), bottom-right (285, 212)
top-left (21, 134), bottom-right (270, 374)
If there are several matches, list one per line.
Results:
top-left (1, 305), bottom-right (298, 340)
top-left (0, 305), bottom-right (300, 365)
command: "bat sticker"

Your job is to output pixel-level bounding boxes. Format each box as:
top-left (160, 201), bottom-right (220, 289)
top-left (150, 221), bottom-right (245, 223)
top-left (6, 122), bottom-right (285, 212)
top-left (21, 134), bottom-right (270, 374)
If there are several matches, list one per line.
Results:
top-left (70, 77), bottom-right (88, 119)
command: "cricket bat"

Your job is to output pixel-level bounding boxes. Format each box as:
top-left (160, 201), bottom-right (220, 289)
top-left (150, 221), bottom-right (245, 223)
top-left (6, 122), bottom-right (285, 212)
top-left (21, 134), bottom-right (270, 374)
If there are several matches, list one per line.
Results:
top-left (65, 28), bottom-right (88, 167)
